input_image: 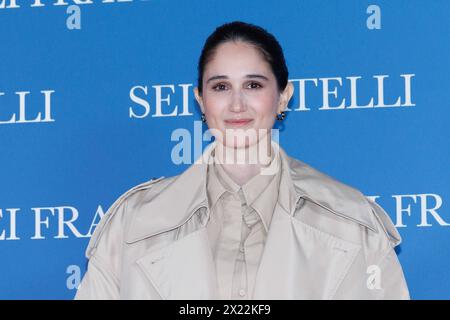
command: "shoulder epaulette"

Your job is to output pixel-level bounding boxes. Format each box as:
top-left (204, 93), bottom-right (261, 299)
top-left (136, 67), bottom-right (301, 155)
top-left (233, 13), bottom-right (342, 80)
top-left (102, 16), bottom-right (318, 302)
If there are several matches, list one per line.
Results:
top-left (86, 176), bottom-right (165, 258)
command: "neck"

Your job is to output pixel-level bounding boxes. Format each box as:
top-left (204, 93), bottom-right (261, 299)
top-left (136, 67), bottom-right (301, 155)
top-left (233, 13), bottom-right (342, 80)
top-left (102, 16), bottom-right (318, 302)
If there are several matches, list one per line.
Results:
top-left (213, 137), bottom-right (274, 186)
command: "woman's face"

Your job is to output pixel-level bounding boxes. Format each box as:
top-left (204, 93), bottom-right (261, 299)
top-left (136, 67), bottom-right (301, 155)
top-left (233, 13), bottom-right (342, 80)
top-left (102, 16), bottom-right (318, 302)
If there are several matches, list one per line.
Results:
top-left (194, 41), bottom-right (293, 150)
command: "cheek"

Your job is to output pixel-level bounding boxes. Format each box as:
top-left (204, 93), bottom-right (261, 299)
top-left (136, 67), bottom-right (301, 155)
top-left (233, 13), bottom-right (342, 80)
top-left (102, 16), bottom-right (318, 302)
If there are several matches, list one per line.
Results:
top-left (252, 94), bottom-right (278, 124)
top-left (203, 96), bottom-right (224, 119)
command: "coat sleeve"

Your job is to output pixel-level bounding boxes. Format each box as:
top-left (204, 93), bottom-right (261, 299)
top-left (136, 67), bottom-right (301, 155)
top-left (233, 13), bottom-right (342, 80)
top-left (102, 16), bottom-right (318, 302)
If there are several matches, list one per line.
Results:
top-left (74, 255), bottom-right (120, 299)
top-left (375, 246), bottom-right (410, 299)
top-left (74, 197), bottom-right (128, 300)
top-left (368, 199), bottom-right (410, 300)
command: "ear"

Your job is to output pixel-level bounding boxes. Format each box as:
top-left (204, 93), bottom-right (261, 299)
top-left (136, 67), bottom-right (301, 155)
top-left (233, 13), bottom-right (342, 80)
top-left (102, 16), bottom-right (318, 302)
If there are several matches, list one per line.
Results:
top-left (194, 87), bottom-right (205, 113)
top-left (277, 81), bottom-right (294, 113)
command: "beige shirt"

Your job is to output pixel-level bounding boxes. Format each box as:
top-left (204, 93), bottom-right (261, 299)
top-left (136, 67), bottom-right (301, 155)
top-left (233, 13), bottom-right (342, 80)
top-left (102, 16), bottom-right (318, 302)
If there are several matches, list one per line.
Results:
top-left (205, 148), bottom-right (282, 299)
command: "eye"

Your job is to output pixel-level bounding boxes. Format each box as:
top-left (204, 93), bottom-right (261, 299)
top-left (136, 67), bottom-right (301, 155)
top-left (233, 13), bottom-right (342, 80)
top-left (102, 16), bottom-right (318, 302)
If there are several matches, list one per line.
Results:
top-left (212, 83), bottom-right (228, 91)
top-left (247, 82), bottom-right (263, 89)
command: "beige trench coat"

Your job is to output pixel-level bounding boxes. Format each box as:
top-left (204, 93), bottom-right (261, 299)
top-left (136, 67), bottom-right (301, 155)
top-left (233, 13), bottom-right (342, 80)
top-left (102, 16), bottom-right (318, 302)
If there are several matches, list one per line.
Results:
top-left (75, 141), bottom-right (410, 300)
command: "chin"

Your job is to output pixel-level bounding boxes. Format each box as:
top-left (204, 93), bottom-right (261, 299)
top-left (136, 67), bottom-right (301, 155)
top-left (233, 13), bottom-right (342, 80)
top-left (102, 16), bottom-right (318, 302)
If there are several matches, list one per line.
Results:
top-left (223, 136), bottom-right (259, 149)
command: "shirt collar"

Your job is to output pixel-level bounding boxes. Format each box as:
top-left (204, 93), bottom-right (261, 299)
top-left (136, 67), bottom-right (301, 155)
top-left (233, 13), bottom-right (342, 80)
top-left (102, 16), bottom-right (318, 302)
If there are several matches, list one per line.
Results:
top-left (206, 145), bottom-right (282, 232)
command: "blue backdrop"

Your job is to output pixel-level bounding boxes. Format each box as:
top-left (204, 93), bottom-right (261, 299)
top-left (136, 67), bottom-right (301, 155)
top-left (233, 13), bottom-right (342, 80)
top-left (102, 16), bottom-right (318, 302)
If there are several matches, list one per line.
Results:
top-left (0, 0), bottom-right (448, 299)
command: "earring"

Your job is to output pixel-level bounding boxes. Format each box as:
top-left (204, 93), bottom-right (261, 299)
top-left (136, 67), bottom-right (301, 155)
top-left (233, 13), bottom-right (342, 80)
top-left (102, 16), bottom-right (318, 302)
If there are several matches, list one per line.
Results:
top-left (201, 113), bottom-right (206, 123)
top-left (276, 111), bottom-right (286, 121)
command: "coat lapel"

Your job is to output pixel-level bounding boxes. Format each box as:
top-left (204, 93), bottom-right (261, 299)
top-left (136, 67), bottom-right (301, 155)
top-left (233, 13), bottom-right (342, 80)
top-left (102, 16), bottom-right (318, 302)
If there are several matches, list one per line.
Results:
top-left (252, 202), bottom-right (361, 299)
top-left (134, 202), bottom-right (362, 300)
top-left (135, 225), bottom-right (218, 300)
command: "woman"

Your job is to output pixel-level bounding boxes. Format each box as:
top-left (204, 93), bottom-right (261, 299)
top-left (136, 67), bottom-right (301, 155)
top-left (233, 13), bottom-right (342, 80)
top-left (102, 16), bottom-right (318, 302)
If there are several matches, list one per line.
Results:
top-left (75, 21), bottom-right (409, 300)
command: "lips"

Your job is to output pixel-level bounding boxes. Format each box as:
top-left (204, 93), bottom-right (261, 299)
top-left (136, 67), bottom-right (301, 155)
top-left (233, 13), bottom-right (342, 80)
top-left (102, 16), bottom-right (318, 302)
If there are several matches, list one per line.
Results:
top-left (224, 119), bottom-right (253, 127)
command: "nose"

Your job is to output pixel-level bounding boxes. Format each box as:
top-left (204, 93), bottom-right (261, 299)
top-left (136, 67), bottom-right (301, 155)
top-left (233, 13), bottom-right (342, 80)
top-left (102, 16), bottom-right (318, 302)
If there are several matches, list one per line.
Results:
top-left (229, 90), bottom-right (246, 113)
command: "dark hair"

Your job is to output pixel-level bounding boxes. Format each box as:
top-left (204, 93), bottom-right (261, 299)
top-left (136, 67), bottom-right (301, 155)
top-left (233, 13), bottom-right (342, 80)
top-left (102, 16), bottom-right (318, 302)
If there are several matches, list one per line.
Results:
top-left (197, 21), bottom-right (289, 96)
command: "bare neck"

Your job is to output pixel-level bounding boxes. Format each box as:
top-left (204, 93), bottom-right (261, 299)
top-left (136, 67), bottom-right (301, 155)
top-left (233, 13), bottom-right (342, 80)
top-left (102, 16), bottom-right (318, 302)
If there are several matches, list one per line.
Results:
top-left (213, 140), bottom-right (273, 186)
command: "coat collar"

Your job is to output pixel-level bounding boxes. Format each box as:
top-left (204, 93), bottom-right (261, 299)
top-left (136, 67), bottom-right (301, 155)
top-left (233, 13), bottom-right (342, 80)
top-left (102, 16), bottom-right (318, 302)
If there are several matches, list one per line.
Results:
top-left (126, 140), bottom-right (378, 244)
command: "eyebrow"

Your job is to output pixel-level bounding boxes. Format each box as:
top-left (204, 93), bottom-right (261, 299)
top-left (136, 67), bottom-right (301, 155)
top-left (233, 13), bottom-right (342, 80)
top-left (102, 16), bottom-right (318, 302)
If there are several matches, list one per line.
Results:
top-left (206, 74), bottom-right (269, 84)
